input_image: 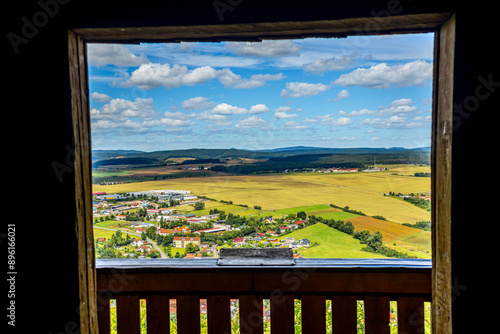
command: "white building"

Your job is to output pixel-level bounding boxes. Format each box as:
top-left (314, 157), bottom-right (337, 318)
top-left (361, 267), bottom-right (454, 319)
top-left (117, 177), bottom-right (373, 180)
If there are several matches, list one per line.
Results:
top-left (128, 189), bottom-right (192, 201)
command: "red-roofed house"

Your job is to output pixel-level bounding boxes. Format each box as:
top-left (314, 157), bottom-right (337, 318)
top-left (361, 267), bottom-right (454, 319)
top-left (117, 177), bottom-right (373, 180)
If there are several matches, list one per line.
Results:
top-left (158, 228), bottom-right (175, 235)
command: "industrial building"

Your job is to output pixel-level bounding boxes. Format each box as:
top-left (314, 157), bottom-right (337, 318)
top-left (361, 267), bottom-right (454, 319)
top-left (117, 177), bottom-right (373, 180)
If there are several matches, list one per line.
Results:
top-left (128, 189), bottom-right (192, 201)
top-left (93, 193), bottom-right (127, 201)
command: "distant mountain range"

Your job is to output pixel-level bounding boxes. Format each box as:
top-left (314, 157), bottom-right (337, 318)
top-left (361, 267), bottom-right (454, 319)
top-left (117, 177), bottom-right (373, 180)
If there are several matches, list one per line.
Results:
top-left (256, 145), bottom-right (430, 153)
top-left (92, 146), bottom-right (431, 171)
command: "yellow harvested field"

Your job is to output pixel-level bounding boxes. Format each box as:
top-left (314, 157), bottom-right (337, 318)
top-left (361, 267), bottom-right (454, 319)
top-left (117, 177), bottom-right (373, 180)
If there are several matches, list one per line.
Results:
top-left (385, 165), bottom-right (431, 176)
top-left (286, 169), bottom-right (430, 194)
top-left (93, 170), bottom-right (430, 225)
top-left (389, 231), bottom-right (432, 258)
top-left (346, 216), bottom-right (420, 242)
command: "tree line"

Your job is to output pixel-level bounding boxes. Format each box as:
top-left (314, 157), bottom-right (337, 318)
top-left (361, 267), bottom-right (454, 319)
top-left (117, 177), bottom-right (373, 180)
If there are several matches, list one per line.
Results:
top-left (313, 207), bottom-right (417, 259)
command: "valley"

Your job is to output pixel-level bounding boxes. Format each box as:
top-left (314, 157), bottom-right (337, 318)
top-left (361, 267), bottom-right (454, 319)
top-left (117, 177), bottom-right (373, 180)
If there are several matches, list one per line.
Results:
top-left (91, 147), bottom-right (431, 260)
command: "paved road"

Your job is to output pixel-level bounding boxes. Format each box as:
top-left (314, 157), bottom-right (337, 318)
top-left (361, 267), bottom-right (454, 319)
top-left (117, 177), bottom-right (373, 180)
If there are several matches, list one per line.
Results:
top-left (93, 226), bottom-right (168, 258)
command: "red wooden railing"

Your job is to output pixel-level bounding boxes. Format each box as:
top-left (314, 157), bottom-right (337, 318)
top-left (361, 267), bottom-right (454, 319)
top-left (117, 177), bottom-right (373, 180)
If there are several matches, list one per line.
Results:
top-left (95, 258), bottom-right (431, 334)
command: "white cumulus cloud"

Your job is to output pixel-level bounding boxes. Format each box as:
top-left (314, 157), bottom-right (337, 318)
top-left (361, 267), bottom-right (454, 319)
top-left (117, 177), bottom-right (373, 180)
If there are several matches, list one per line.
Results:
top-left (160, 118), bottom-right (194, 127)
top-left (211, 103), bottom-right (248, 115)
top-left (217, 68), bottom-right (284, 89)
top-left (284, 121), bottom-right (310, 130)
top-left (334, 60), bottom-right (433, 89)
top-left (303, 53), bottom-right (358, 73)
top-left (226, 40), bottom-right (302, 57)
top-left (274, 111), bottom-right (299, 119)
top-left (91, 92), bottom-right (112, 103)
top-left (181, 96), bottom-right (216, 110)
top-left (87, 44), bottom-right (149, 67)
top-left (280, 82), bottom-right (330, 98)
top-left (124, 63), bottom-right (218, 90)
top-left (122, 63), bottom-right (284, 90)
top-left (350, 98), bottom-right (417, 116)
top-left (304, 115), bottom-right (353, 126)
top-left (91, 98), bottom-right (155, 120)
top-left (235, 116), bottom-right (268, 129)
top-left (249, 104), bottom-right (270, 114)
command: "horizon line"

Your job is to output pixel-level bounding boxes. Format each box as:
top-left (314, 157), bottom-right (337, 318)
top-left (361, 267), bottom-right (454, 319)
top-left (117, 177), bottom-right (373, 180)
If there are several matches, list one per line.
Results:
top-left (92, 145), bottom-right (431, 153)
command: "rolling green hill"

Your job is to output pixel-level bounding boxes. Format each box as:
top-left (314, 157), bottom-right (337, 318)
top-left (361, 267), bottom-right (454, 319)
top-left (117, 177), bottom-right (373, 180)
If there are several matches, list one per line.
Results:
top-left (91, 146), bottom-right (431, 170)
top-left (279, 223), bottom-right (386, 258)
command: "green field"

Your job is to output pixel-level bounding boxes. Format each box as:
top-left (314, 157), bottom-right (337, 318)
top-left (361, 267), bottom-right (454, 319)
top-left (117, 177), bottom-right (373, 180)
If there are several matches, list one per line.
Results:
top-left (94, 221), bottom-right (136, 230)
top-left (171, 247), bottom-right (186, 257)
top-left (93, 227), bottom-right (138, 240)
top-left (389, 231), bottom-right (432, 258)
top-left (279, 223), bottom-right (386, 258)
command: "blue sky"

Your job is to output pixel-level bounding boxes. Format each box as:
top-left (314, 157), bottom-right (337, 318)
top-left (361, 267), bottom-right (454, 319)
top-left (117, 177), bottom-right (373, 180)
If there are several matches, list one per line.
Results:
top-left (88, 33), bottom-right (434, 152)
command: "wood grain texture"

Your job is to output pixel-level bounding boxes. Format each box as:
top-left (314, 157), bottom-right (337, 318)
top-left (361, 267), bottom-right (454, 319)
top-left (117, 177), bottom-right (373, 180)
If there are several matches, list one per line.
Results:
top-left (176, 295), bottom-right (201, 334)
top-left (146, 295), bottom-right (170, 334)
top-left (239, 295), bottom-right (263, 334)
top-left (301, 295), bottom-right (326, 334)
top-left (207, 295), bottom-right (231, 334)
top-left (432, 14), bottom-right (455, 334)
top-left (364, 296), bottom-right (390, 334)
top-left (270, 293), bottom-right (295, 334)
top-left (116, 295), bottom-right (140, 334)
top-left (331, 296), bottom-right (358, 334)
top-left (68, 29), bottom-right (98, 334)
top-left (397, 297), bottom-right (426, 334)
top-left (96, 270), bottom-right (431, 297)
top-left (72, 13), bottom-right (451, 43)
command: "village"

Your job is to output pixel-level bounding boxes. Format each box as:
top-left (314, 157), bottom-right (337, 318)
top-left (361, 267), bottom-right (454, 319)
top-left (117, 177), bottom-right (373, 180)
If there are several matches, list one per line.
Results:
top-left (93, 189), bottom-right (313, 260)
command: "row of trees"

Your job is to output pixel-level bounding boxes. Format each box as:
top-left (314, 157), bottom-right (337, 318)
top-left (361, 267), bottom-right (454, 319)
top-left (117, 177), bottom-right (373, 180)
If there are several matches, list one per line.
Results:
top-left (403, 196), bottom-right (431, 211)
top-left (353, 230), bottom-right (416, 258)
top-left (402, 221), bottom-right (431, 231)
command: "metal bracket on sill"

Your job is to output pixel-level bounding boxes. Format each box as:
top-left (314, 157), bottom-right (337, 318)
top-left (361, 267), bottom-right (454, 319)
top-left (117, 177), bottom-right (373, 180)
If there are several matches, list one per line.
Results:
top-left (217, 248), bottom-right (295, 266)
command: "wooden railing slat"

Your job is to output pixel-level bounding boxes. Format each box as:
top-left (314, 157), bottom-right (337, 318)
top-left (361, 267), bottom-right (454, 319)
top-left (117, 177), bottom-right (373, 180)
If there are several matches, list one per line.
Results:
top-left (207, 295), bottom-right (231, 334)
top-left (301, 295), bottom-right (326, 334)
top-left (96, 294), bottom-right (111, 334)
top-left (176, 295), bottom-right (200, 334)
top-left (332, 296), bottom-right (358, 334)
top-left (397, 297), bottom-right (426, 334)
top-left (146, 295), bottom-right (170, 334)
top-left (96, 263), bottom-right (431, 334)
top-left (97, 270), bottom-right (431, 296)
top-left (239, 295), bottom-right (264, 334)
top-left (270, 293), bottom-right (295, 334)
top-left (364, 296), bottom-right (390, 334)
top-left (116, 295), bottom-right (141, 334)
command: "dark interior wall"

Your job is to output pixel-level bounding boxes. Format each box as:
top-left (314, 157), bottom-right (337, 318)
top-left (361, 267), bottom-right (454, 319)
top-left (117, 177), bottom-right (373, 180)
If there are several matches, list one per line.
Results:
top-left (5, 1), bottom-right (496, 333)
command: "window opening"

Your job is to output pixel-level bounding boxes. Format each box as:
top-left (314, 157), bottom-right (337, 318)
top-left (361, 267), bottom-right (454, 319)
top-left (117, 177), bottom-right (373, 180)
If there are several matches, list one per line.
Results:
top-left (88, 33), bottom-right (434, 261)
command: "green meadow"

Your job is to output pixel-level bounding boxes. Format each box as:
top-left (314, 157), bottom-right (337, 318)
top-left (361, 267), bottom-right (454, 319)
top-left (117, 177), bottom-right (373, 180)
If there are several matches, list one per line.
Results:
top-left (279, 223), bottom-right (386, 258)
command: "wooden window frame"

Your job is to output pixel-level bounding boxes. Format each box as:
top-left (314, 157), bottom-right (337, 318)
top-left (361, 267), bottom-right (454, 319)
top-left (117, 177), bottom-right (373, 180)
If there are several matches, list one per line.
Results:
top-left (68, 12), bottom-right (455, 334)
